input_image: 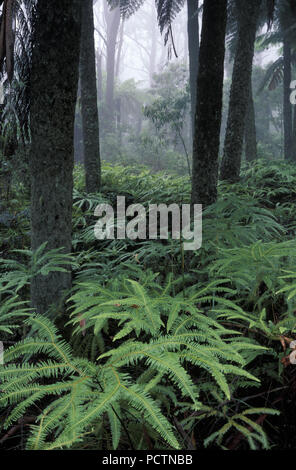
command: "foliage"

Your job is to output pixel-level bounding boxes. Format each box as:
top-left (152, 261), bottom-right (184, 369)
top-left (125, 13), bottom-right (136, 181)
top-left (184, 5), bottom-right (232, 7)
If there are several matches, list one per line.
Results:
top-left (1, 275), bottom-right (268, 450)
top-left (3, 160), bottom-right (296, 450)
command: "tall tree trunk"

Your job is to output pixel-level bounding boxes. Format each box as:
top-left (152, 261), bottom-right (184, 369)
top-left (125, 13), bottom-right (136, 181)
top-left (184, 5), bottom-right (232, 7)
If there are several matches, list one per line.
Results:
top-left (245, 77), bottom-right (257, 162)
top-left (149, 4), bottom-right (157, 87)
top-left (220, 0), bottom-right (261, 182)
top-left (187, 0), bottom-right (199, 135)
top-left (115, 20), bottom-right (124, 80)
top-left (283, 37), bottom-right (293, 161)
top-left (74, 83), bottom-right (84, 164)
top-left (291, 104), bottom-right (296, 160)
top-left (30, 0), bottom-right (82, 315)
top-left (80, 0), bottom-right (101, 193)
top-left (97, 51), bottom-right (103, 102)
top-left (191, 0), bottom-right (227, 207)
top-left (104, 1), bottom-right (121, 131)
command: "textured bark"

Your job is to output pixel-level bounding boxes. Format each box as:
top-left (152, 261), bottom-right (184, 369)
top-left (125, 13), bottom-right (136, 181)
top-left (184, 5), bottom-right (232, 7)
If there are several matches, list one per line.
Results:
top-left (283, 37), bottom-right (293, 161)
top-left (80, 0), bottom-right (101, 193)
top-left (30, 0), bottom-right (82, 315)
top-left (245, 78), bottom-right (257, 162)
top-left (187, 0), bottom-right (199, 135)
top-left (220, 0), bottom-right (261, 182)
top-left (191, 0), bottom-right (227, 207)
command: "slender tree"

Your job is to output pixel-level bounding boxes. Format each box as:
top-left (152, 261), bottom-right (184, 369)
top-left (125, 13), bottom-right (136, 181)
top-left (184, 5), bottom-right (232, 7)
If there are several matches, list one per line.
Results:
top-left (245, 76), bottom-right (257, 162)
top-left (256, 0), bottom-right (296, 160)
top-left (30, 0), bottom-right (82, 315)
top-left (191, 0), bottom-right (227, 207)
top-left (104, 1), bottom-right (121, 131)
top-left (80, 0), bottom-right (101, 193)
top-left (278, 0), bottom-right (296, 160)
top-left (220, 0), bottom-right (261, 182)
top-left (283, 36), bottom-right (293, 160)
top-left (187, 0), bottom-right (199, 135)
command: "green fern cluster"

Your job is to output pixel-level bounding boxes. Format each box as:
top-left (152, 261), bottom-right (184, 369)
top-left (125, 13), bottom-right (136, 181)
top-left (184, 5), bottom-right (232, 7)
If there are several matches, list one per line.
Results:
top-left (69, 274), bottom-right (267, 407)
top-left (210, 239), bottom-right (296, 309)
top-left (0, 274), bottom-right (269, 450)
top-left (0, 243), bottom-right (76, 295)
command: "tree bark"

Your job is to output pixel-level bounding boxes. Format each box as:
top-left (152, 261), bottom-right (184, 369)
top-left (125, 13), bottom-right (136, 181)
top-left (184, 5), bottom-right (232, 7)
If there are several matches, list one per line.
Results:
top-left (245, 77), bottom-right (257, 162)
top-left (283, 37), bottom-right (293, 161)
top-left (187, 0), bottom-right (199, 135)
top-left (80, 0), bottom-right (101, 193)
top-left (220, 0), bottom-right (261, 182)
top-left (191, 0), bottom-right (227, 207)
top-left (30, 0), bottom-right (82, 315)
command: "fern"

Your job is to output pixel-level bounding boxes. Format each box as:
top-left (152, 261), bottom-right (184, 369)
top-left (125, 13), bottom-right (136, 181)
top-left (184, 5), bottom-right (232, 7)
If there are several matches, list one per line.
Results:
top-left (0, 314), bottom-right (180, 449)
top-left (1, 275), bottom-right (268, 450)
top-left (69, 276), bottom-right (266, 401)
top-left (0, 242), bottom-right (77, 293)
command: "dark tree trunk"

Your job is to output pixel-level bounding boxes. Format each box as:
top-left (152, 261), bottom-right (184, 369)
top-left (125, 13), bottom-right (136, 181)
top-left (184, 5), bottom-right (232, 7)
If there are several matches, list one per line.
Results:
top-left (191, 0), bottom-right (227, 207)
top-left (220, 0), bottom-right (261, 182)
top-left (245, 77), bottom-right (257, 162)
top-left (80, 0), bottom-right (101, 193)
top-left (187, 0), bottom-right (199, 135)
top-left (30, 0), bottom-right (82, 315)
top-left (283, 37), bottom-right (293, 161)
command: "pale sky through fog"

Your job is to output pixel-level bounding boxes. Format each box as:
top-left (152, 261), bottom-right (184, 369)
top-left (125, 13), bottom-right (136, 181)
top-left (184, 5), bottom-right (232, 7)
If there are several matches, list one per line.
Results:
top-left (256, 46), bottom-right (281, 66)
top-left (94, 1), bottom-right (281, 88)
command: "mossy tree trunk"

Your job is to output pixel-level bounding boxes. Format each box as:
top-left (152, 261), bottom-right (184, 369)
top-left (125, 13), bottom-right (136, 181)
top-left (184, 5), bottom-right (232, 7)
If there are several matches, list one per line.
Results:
top-left (80, 0), bottom-right (101, 193)
top-left (220, 0), bottom-right (261, 182)
top-left (30, 0), bottom-right (82, 315)
top-left (191, 0), bottom-right (227, 207)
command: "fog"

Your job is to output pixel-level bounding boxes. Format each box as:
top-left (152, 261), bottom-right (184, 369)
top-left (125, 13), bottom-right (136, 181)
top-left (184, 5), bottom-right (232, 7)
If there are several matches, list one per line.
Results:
top-left (94, 0), bottom-right (281, 87)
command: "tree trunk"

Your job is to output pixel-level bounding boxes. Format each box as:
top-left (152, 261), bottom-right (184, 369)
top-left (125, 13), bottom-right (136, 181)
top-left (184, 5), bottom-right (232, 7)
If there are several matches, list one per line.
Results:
top-left (104, 1), bottom-right (121, 131)
top-left (220, 0), bottom-right (261, 182)
top-left (291, 105), bottom-right (296, 160)
top-left (115, 20), bottom-right (124, 80)
top-left (283, 37), bottom-right (293, 161)
top-left (96, 51), bottom-right (103, 102)
top-left (30, 0), bottom-right (82, 315)
top-left (191, 0), bottom-right (227, 207)
top-left (245, 77), bottom-right (257, 162)
top-left (74, 84), bottom-right (84, 164)
top-left (187, 0), bottom-right (199, 135)
top-left (149, 4), bottom-right (157, 87)
top-left (80, 0), bottom-right (101, 193)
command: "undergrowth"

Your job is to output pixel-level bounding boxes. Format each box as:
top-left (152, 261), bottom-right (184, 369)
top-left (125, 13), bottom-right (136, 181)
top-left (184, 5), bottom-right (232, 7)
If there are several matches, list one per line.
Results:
top-left (1, 159), bottom-right (296, 450)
